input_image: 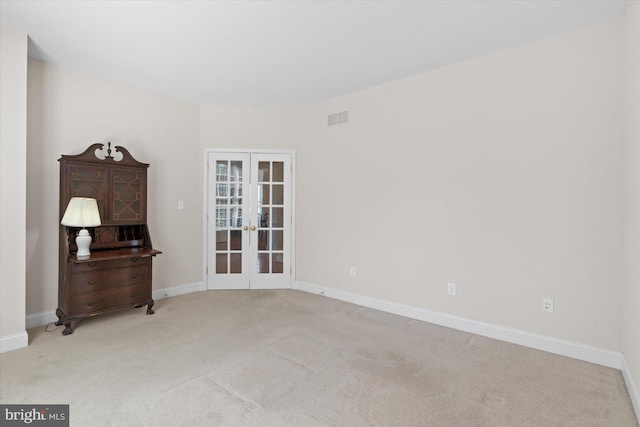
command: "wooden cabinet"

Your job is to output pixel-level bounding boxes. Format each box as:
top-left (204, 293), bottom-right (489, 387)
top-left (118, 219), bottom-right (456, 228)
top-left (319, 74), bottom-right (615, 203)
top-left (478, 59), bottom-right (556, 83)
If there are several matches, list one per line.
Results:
top-left (56, 143), bottom-right (161, 335)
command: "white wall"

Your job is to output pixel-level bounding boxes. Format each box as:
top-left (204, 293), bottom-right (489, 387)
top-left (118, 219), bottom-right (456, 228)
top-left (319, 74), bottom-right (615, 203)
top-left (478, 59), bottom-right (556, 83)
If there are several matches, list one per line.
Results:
top-left (296, 19), bottom-right (624, 351)
top-left (0, 27), bottom-right (28, 351)
top-left (623, 0), bottom-right (640, 414)
top-left (26, 59), bottom-right (202, 315)
top-left (199, 105), bottom-right (299, 150)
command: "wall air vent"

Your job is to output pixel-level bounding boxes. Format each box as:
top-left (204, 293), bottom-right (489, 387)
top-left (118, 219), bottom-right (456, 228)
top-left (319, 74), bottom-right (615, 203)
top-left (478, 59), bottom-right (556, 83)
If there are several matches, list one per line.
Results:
top-left (328, 110), bottom-right (349, 127)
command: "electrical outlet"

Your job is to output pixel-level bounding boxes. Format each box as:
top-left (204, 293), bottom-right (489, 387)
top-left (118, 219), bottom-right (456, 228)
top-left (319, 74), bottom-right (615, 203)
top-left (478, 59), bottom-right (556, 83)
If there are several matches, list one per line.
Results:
top-left (543, 298), bottom-right (554, 313)
top-left (177, 200), bottom-right (184, 210)
top-left (448, 283), bottom-right (456, 296)
top-left (350, 267), bottom-right (357, 277)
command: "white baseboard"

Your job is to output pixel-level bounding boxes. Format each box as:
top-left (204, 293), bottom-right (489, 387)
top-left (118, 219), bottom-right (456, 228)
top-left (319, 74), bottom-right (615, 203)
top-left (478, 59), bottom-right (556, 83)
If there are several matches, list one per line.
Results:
top-left (622, 355), bottom-right (640, 423)
top-left (0, 331), bottom-right (28, 353)
top-left (26, 310), bottom-right (58, 329)
top-left (24, 282), bottom-right (205, 330)
top-left (294, 281), bottom-right (622, 369)
top-left (152, 281), bottom-right (204, 300)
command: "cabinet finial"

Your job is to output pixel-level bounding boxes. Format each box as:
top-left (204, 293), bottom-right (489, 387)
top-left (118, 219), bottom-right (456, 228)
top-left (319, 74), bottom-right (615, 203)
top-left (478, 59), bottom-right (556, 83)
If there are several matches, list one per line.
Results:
top-left (106, 142), bottom-right (113, 159)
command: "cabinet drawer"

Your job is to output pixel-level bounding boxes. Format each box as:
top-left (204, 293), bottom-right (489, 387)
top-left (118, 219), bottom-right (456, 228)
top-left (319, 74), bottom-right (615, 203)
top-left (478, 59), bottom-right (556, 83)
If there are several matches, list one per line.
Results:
top-left (70, 283), bottom-right (150, 315)
top-left (71, 265), bottom-right (149, 294)
top-left (72, 255), bottom-right (150, 273)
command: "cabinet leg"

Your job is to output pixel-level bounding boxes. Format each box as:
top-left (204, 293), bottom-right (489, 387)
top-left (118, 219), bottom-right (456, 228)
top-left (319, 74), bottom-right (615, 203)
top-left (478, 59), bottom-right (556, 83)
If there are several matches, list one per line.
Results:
top-left (62, 322), bottom-right (73, 335)
top-left (55, 308), bottom-right (64, 326)
top-left (56, 308), bottom-right (66, 326)
top-left (146, 302), bottom-right (155, 315)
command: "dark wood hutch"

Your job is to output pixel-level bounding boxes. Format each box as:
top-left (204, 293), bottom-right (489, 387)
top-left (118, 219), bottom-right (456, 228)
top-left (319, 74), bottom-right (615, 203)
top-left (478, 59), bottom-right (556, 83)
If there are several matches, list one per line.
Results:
top-left (56, 143), bottom-right (161, 335)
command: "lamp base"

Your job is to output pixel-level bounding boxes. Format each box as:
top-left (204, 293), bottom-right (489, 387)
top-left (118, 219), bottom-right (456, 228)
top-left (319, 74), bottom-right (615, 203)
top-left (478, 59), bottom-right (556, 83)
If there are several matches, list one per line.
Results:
top-left (75, 228), bottom-right (92, 258)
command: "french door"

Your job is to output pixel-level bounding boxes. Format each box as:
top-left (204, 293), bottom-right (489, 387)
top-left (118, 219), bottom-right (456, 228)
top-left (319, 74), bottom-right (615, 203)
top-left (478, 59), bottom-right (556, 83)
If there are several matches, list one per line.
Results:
top-left (206, 151), bottom-right (293, 289)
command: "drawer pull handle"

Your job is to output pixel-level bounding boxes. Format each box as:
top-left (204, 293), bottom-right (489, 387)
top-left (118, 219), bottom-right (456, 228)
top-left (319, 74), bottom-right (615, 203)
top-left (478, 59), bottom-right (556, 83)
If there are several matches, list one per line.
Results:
top-left (130, 293), bottom-right (138, 298)
top-left (87, 281), bottom-right (97, 286)
top-left (130, 274), bottom-right (138, 279)
top-left (88, 262), bottom-right (98, 267)
top-left (87, 301), bottom-right (97, 307)
top-left (130, 257), bottom-right (140, 262)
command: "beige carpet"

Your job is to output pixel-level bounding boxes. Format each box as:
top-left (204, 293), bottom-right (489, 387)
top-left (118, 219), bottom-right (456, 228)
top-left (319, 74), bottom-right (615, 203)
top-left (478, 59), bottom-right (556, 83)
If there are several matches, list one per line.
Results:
top-left (1, 290), bottom-right (637, 426)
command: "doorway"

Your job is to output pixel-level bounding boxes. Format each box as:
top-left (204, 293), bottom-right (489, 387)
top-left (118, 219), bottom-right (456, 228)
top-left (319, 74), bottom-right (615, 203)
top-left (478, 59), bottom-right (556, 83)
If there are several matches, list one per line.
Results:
top-left (205, 150), bottom-right (294, 289)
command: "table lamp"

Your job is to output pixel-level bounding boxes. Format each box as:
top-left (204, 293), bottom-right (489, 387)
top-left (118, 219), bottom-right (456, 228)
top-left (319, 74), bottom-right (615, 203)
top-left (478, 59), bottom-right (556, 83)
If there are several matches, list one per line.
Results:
top-left (61, 197), bottom-right (101, 258)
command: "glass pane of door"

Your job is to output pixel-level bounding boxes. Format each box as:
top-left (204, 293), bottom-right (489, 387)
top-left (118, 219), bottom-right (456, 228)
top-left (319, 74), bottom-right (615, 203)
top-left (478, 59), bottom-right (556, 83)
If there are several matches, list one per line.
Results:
top-left (215, 160), bottom-right (243, 274)
top-left (255, 161), bottom-right (284, 274)
top-left (208, 153), bottom-right (251, 290)
top-left (250, 153), bottom-right (291, 289)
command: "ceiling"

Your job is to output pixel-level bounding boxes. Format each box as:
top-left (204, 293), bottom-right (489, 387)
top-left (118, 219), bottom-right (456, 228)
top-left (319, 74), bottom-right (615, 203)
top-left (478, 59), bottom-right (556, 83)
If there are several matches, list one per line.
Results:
top-left (0, 0), bottom-right (630, 107)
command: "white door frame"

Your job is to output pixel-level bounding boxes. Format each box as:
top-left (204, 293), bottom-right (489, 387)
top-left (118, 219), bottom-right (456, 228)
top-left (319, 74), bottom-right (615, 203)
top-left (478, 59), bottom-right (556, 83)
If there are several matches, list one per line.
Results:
top-left (202, 147), bottom-right (296, 290)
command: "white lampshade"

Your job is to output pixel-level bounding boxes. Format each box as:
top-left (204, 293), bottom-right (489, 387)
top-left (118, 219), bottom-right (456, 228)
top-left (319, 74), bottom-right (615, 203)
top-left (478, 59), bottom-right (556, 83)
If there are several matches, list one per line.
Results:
top-left (61, 197), bottom-right (101, 227)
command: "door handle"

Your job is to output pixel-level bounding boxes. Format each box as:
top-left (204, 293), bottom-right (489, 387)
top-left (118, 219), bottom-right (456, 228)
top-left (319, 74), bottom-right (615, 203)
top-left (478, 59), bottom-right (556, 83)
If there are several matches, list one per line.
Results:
top-left (251, 226), bottom-right (256, 231)
top-left (243, 226), bottom-right (248, 231)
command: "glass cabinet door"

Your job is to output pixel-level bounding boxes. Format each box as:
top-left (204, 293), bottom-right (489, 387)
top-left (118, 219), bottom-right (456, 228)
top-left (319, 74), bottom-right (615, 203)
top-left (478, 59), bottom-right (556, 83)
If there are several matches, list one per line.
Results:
top-left (67, 164), bottom-right (109, 222)
top-left (111, 167), bottom-right (146, 223)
